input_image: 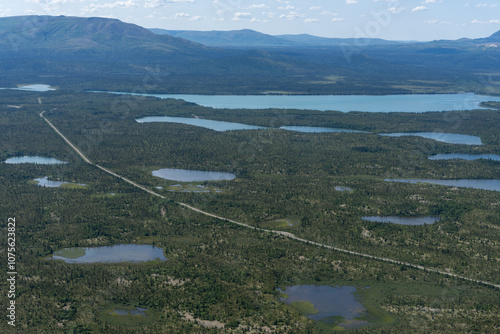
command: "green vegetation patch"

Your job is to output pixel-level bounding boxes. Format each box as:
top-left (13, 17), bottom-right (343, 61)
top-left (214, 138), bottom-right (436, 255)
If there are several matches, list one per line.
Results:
top-left (291, 301), bottom-right (319, 315)
top-left (99, 303), bottom-right (158, 327)
top-left (261, 218), bottom-right (300, 229)
top-left (315, 316), bottom-right (346, 332)
top-left (357, 302), bottom-right (395, 325)
top-left (54, 247), bottom-right (86, 259)
top-left (168, 184), bottom-right (223, 193)
top-left (60, 183), bottom-right (88, 189)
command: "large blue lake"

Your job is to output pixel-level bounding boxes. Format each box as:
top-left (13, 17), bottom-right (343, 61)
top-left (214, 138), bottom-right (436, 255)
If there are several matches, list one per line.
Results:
top-left (100, 91), bottom-right (500, 112)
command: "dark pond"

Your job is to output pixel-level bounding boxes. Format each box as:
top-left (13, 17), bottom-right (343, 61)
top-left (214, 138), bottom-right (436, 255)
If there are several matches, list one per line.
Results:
top-left (279, 285), bottom-right (366, 322)
top-left (50, 244), bottom-right (167, 263)
top-left (362, 216), bottom-right (441, 225)
top-left (153, 168), bottom-right (236, 182)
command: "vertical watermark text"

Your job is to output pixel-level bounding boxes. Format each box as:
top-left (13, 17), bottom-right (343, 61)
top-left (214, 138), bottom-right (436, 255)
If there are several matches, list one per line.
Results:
top-left (6, 217), bottom-right (16, 327)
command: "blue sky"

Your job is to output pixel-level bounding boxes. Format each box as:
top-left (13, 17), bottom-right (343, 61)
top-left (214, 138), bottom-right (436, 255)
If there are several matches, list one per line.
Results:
top-left (2, 0), bottom-right (500, 41)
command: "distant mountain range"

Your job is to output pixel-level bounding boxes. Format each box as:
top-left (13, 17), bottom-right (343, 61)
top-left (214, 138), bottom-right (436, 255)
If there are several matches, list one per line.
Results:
top-left (0, 15), bottom-right (499, 95)
top-left (0, 16), bottom-right (215, 62)
top-left (149, 28), bottom-right (403, 48)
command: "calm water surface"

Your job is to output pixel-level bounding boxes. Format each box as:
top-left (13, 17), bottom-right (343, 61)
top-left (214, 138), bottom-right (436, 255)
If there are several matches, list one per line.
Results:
top-left (0, 84), bottom-right (56, 92)
top-left (34, 177), bottom-right (86, 188)
top-left (136, 116), bottom-right (265, 131)
top-left (100, 91), bottom-right (500, 112)
top-left (112, 308), bottom-right (147, 317)
top-left (153, 168), bottom-right (236, 182)
top-left (279, 285), bottom-right (365, 321)
top-left (280, 126), bottom-right (367, 133)
top-left (362, 216), bottom-right (440, 225)
top-left (4, 156), bottom-right (67, 164)
top-left (51, 244), bottom-right (167, 263)
top-left (335, 186), bottom-right (353, 192)
top-left (429, 154), bottom-right (500, 161)
top-left (386, 179), bottom-right (500, 191)
top-left (381, 132), bottom-right (482, 145)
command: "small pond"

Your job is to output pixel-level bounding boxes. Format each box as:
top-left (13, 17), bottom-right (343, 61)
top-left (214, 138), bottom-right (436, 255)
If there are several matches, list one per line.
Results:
top-left (280, 126), bottom-right (367, 133)
top-left (136, 116), bottom-right (265, 131)
top-left (0, 84), bottom-right (56, 92)
top-left (34, 177), bottom-right (86, 188)
top-left (279, 285), bottom-right (370, 329)
top-left (15, 84), bottom-right (56, 92)
top-left (111, 307), bottom-right (147, 317)
top-left (335, 186), bottom-right (353, 192)
top-left (385, 179), bottom-right (500, 192)
top-left (380, 132), bottom-right (482, 145)
top-left (153, 168), bottom-right (236, 182)
top-left (50, 244), bottom-right (167, 263)
top-left (4, 156), bottom-right (67, 165)
top-left (362, 216), bottom-right (440, 225)
top-left (428, 154), bottom-right (500, 161)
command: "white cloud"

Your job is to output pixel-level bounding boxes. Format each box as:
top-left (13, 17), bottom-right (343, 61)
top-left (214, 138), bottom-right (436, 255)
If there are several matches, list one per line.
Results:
top-left (279, 11), bottom-right (301, 20)
top-left (476, 3), bottom-right (498, 7)
top-left (423, 0), bottom-right (435, 3)
top-left (304, 18), bottom-right (319, 23)
top-left (27, 0), bottom-right (72, 4)
top-left (471, 19), bottom-right (500, 24)
top-left (388, 6), bottom-right (405, 14)
top-left (424, 19), bottom-right (453, 25)
top-left (145, 0), bottom-right (194, 8)
top-left (320, 10), bottom-right (339, 16)
top-left (190, 15), bottom-right (202, 21)
top-left (278, 5), bottom-right (295, 10)
top-left (86, 1), bottom-right (138, 10)
top-left (247, 4), bottom-right (268, 9)
top-left (250, 17), bottom-right (269, 23)
top-left (232, 12), bottom-right (252, 21)
top-left (331, 17), bottom-right (345, 22)
top-left (346, 0), bottom-right (358, 4)
top-left (412, 6), bottom-right (427, 11)
top-left (309, 6), bottom-right (321, 10)
top-left (174, 12), bottom-right (189, 19)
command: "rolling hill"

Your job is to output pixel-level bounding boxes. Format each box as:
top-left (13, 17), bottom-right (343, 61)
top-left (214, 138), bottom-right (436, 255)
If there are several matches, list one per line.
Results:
top-left (0, 15), bottom-right (498, 95)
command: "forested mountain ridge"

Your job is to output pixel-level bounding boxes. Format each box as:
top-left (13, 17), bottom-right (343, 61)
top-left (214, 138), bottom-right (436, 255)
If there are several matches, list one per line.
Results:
top-left (0, 15), bottom-right (214, 61)
top-left (0, 15), bottom-right (499, 95)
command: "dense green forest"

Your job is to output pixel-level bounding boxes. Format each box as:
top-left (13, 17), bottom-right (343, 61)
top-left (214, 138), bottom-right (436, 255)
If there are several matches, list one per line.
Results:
top-left (0, 90), bottom-right (499, 333)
